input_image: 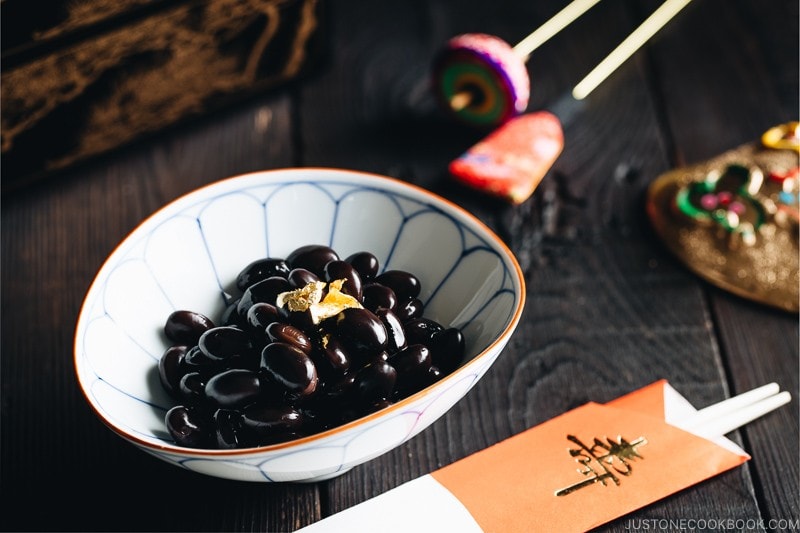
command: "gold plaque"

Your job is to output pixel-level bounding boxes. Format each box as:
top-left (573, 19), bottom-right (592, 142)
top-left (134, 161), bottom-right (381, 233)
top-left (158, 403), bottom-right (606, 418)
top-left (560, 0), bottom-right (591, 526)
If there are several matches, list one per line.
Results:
top-left (647, 123), bottom-right (799, 312)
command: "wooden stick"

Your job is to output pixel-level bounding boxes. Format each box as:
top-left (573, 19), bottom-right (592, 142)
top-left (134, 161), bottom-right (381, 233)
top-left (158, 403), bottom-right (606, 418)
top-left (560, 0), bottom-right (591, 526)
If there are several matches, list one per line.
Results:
top-left (572, 0), bottom-right (694, 100)
top-left (513, 0), bottom-right (603, 60)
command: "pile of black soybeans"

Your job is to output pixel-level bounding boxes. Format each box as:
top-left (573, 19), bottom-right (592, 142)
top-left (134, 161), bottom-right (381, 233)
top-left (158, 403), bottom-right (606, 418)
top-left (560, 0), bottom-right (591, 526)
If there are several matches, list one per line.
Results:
top-left (158, 244), bottom-right (465, 449)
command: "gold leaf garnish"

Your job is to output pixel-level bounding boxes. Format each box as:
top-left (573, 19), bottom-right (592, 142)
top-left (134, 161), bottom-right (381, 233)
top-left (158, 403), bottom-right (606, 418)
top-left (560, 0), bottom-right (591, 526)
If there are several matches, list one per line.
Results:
top-left (276, 280), bottom-right (326, 312)
top-left (276, 279), bottom-right (362, 324)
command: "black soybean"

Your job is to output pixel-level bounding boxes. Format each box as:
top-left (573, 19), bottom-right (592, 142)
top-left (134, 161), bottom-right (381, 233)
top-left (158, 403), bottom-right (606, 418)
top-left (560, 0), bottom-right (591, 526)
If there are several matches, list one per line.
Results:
top-left (221, 298), bottom-right (245, 327)
top-left (429, 327), bottom-right (466, 374)
top-left (355, 360), bottom-right (397, 403)
top-left (158, 345), bottom-right (188, 398)
top-left (205, 369), bottom-right (262, 409)
top-left (214, 409), bottom-right (244, 449)
top-left (375, 270), bottom-right (421, 300)
top-left (164, 310), bottom-right (215, 345)
top-left (260, 342), bottom-right (318, 399)
top-left (404, 317), bottom-right (445, 346)
top-left (390, 344), bottom-right (431, 381)
top-left (198, 326), bottom-right (250, 361)
top-left (166, 405), bottom-right (212, 448)
top-left (246, 302), bottom-right (281, 341)
top-left (287, 268), bottom-right (320, 289)
top-left (310, 334), bottom-right (351, 377)
top-left (344, 251), bottom-right (379, 281)
top-left (286, 245), bottom-right (339, 278)
top-left (241, 404), bottom-right (304, 437)
top-left (266, 322), bottom-right (313, 355)
top-left (361, 283), bottom-right (397, 312)
top-left (179, 371), bottom-right (208, 405)
top-left (395, 297), bottom-right (424, 323)
top-left (237, 276), bottom-right (291, 316)
top-left (376, 308), bottom-right (407, 352)
top-left (236, 258), bottom-right (290, 291)
top-left (183, 345), bottom-right (220, 376)
top-left (324, 260), bottom-right (363, 300)
top-left (334, 308), bottom-right (388, 360)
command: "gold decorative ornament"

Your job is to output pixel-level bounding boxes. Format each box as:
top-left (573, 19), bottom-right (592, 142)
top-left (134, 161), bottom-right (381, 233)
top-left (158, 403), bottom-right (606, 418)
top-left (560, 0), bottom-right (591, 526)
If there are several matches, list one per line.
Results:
top-left (647, 122), bottom-right (799, 312)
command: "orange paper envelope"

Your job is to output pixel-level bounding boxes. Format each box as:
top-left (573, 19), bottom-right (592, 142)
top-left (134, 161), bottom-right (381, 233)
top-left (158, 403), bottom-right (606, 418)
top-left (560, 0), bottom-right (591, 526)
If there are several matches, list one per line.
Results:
top-left (298, 381), bottom-right (749, 532)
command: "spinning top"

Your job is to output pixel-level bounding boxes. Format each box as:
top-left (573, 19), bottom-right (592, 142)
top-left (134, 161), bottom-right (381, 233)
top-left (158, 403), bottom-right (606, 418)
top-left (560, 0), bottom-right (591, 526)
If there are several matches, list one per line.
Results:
top-left (647, 122), bottom-right (799, 312)
top-left (433, 33), bottom-right (531, 128)
top-left (432, 0), bottom-right (601, 128)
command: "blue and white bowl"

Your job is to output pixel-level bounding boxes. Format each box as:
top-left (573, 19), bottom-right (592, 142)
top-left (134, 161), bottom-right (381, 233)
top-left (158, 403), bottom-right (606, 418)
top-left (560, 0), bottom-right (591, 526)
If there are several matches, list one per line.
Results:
top-left (74, 168), bottom-right (525, 482)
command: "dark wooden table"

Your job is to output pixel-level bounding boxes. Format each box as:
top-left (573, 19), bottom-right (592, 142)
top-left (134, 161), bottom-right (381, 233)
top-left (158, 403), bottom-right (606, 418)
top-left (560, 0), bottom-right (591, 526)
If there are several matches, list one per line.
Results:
top-left (2, 1), bottom-right (798, 531)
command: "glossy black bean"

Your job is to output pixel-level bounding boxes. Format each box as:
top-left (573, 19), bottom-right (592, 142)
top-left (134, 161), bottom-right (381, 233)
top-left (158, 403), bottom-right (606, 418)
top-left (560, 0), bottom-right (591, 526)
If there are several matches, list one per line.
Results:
top-left (395, 297), bottom-right (424, 323)
top-left (260, 342), bottom-right (319, 399)
top-left (313, 394), bottom-right (365, 430)
top-left (361, 283), bottom-right (397, 312)
top-left (225, 347), bottom-right (262, 372)
top-left (369, 350), bottom-right (390, 364)
top-left (283, 308), bottom-right (316, 332)
top-left (354, 360), bottom-right (397, 403)
top-left (205, 369), bottom-right (262, 409)
top-left (237, 276), bottom-right (291, 316)
top-left (324, 260), bottom-right (363, 300)
top-left (266, 322), bottom-right (313, 355)
top-left (375, 270), bottom-right (421, 300)
top-left (198, 326), bottom-right (251, 361)
top-left (404, 317), bottom-right (445, 346)
top-left (286, 245), bottom-right (339, 278)
top-left (333, 307), bottom-right (388, 359)
top-left (245, 302), bottom-right (280, 342)
top-left (158, 345), bottom-right (188, 398)
top-left (362, 398), bottom-right (394, 416)
top-left (241, 404), bottom-right (304, 437)
top-left (389, 344), bottom-right (431, 381)
top-left (429, 327), bottom-right (466, 374)
top-left (427, 365), bottom-right (443, 384)
top-left (165, 405), bottom-right (212, 448)
top-left (344, 251), bottom-right (380, 281)
top-left (221, 298), bottom-right (245, 327)
top-left (316, 372), bottom-right (356, 402)
top-left (375, 308), bottom-right (407, 352)
top-left (213, 409), bottom-right (244, 449)
top-left (179, 371), bottom-right (207, 405)
top-left (183, 345), bottom-right (220, 376)
top-left (310, 334), bottom-right (351, 378)
top-left (236, 257), bottom-right (290, 291)
top-left (287, 268), bottom-right (320, 289)
top-left (164, 310), bottom-right (215, 345)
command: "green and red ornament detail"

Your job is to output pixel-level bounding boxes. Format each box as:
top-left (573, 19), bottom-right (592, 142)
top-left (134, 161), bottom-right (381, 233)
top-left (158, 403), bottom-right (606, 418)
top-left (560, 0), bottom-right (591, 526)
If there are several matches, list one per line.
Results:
top-left (647, 122), bottom-right (799, 312)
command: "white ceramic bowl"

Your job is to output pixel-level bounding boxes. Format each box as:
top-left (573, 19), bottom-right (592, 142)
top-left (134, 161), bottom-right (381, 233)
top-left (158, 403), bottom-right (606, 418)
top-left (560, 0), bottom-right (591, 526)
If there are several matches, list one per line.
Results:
top-left (74, 168), bottom-right (525, 482)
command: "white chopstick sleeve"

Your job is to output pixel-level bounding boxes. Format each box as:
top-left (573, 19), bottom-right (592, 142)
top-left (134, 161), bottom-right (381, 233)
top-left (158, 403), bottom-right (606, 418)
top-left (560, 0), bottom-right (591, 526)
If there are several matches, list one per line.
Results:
top-left (297, 474), bottom-right (483, 533)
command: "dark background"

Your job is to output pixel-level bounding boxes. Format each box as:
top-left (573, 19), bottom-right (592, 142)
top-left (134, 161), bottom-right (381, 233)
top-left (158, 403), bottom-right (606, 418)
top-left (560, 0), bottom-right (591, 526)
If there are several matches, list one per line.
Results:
top-left (2, 0), bottom-right (798, 531)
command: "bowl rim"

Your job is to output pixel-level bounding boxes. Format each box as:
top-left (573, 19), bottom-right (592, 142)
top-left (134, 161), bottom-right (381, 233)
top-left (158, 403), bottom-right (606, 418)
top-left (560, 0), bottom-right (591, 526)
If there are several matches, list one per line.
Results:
top-left (74, 167), bottom-right (526, 456)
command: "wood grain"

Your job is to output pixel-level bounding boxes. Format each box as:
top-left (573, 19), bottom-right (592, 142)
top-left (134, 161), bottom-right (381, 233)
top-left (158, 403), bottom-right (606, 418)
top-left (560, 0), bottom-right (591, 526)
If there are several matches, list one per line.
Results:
top-left (1, 0), bottom-right (796, 531)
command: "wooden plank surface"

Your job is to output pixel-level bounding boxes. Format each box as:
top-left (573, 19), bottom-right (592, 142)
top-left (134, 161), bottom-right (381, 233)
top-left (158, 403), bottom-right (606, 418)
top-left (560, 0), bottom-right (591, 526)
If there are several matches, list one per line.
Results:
top-left (1, 1), bottom-right (797, 531)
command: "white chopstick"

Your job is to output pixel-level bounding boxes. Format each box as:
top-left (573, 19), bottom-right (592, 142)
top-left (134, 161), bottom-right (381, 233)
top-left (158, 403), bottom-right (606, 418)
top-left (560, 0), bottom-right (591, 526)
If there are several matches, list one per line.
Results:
top-left (676, 383), bottom-right (792, 439)
top-left (572, 0), bottom-right (694, 100)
